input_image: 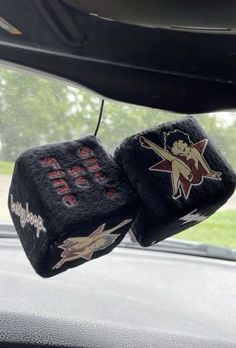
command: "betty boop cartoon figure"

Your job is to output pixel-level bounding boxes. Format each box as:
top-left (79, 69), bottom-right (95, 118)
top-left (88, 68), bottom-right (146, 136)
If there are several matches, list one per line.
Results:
top-left (140, 129), bottom-right (222, 199)
top-left (53, 219), bottom-right (131, 269)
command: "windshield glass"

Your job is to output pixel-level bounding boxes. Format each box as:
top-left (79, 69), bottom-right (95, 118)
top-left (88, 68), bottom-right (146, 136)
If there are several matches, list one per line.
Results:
top-left (0, 63), bottom-right (235, 250)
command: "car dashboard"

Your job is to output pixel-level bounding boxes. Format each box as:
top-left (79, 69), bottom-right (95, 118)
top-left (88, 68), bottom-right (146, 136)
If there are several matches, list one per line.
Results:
top-left (0, 236), bottom-right (235, 348)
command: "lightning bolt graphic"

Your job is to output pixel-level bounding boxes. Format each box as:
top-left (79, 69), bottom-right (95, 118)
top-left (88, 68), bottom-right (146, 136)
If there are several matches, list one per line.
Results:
top-left (180, 209), bottom-right (208, 225)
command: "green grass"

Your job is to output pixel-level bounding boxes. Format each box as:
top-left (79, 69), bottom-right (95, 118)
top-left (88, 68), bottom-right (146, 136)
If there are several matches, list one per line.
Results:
top-left (173, 210), bottom-right (236, 249)
top-left (0, 161), bottom-right (14, 175)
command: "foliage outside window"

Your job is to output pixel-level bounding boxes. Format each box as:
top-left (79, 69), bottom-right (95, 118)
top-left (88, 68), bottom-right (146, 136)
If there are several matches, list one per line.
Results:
top-left (0, 65), bottom-right (235, 249)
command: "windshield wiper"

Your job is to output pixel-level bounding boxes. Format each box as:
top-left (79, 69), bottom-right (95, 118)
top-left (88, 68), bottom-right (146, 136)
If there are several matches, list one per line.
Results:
top-left (120, 237), bottom-right (236, 262)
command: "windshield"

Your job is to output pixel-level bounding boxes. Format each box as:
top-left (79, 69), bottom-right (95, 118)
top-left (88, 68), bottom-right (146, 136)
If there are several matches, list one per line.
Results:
top-left (0, 63), bottom-right (235, 251)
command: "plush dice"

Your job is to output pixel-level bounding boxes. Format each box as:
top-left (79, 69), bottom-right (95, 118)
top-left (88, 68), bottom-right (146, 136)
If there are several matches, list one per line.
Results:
top-left (115, 116), bottom-right (236, 246)
top-left (8, 136), bottom-right (138, 277)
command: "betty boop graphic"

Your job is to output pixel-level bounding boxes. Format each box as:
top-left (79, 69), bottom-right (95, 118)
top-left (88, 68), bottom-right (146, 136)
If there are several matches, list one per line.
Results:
top-left (52, 219), bottom-right (131, 269)
top-left (140, 129), bottom-right (222, 199)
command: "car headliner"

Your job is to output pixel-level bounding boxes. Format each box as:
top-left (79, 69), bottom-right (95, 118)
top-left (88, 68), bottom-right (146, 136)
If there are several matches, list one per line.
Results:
top-left (0, 0), bottom-right (236, 114)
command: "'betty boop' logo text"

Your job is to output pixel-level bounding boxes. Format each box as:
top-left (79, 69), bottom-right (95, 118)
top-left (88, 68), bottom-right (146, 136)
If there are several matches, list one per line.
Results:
top-left (10, 194), bottom-right (46, 238)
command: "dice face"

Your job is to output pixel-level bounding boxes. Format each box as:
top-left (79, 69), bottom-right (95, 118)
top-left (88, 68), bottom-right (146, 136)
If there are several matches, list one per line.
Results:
top-left (139, 131), bottom-right (222, 200)
top-left (115, 117), bottom-right (236, 246)
top-left (8, 136), bottom-right (137, 277)
top-left (52, 218), bottom-right (132, 270)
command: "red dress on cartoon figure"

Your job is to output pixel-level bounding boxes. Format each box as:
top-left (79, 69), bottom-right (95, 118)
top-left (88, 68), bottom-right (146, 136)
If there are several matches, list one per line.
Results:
top-left (177, 154), bottom-right (208, 185)
top-left (140, 130), bottom-right (222, 199)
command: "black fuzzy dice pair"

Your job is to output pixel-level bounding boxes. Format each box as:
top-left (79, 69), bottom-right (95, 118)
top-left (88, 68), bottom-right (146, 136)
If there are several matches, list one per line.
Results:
top-left (9, 117), bottom-right (236, 277)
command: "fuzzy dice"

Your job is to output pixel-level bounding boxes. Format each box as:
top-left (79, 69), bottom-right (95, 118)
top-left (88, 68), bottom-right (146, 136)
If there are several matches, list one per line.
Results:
top-left (8, 136), bottom-right (138, 277)
top-left (114, 116), bottom-right (236, 246)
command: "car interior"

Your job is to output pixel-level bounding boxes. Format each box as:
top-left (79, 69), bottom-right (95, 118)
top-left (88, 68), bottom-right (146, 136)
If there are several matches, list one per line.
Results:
top-left (0, 1), bottom-right (236, 347)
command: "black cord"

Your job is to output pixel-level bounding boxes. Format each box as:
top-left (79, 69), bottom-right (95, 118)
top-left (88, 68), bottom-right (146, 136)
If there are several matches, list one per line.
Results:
top-left (94, 99), bottom-right (104, 137)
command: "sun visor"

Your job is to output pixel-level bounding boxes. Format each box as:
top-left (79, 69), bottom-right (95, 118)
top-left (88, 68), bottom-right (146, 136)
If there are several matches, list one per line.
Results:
top-left (63, 0), bottom-right (236, 33)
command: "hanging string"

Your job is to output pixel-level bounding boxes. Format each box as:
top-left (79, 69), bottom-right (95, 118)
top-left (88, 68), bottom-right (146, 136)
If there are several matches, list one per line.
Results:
top-left (94, 99), bottom-right (105, 137)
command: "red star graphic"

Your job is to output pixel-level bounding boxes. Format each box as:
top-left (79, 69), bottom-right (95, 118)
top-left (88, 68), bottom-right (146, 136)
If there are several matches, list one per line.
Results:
top-left (147, 139), bottom-right (221, 199)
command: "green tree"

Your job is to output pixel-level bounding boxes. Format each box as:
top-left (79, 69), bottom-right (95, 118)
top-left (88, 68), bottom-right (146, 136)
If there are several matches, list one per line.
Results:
top-left (0, 67), bottom-right (100, 161)
top-left (0, 65), bottom-right (235, 172)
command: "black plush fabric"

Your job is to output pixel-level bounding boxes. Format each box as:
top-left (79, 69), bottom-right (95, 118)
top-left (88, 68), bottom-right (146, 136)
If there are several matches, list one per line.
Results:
top-left (115, 117), bottom-right (236, 246)
top-left (8, 136), bottom-right (138, 277)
